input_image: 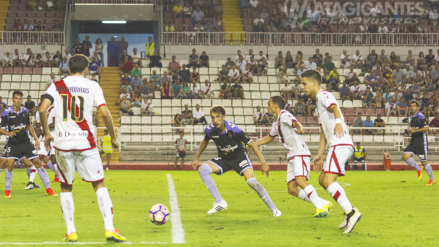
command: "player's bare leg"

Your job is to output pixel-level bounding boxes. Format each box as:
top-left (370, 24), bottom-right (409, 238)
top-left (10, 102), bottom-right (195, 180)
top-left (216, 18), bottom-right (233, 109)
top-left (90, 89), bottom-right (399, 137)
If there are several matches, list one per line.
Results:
top-left (198, 161), bottom-right (227, 215)
top-left (403, 153), bottom-right (423, 180)
top-left (180, 157), bottom-right (185, 170)
top-left (243, 169), bottom-right (281, 216)
top-left (288, 178), bottom-right (331, 217)
top-left (174, 157), bottom-right (179, 170)
top-left (421, 160), bottom-right (435, 185)
top-left (319, 172), bottom-right (361, 233)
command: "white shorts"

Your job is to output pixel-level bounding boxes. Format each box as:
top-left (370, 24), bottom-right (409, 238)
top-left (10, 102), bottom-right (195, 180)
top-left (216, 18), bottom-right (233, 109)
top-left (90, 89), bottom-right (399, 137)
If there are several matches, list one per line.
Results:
top-left (287, 155), bottom-right (311, 184)
top-left (323, 145), bottom-right (354, 176)
top-left (90, 70), bottom-right (97, 75)
top-left (38, 141), bottom-right (55, 157)
top-left (56, 148), bottom-right (104, 185)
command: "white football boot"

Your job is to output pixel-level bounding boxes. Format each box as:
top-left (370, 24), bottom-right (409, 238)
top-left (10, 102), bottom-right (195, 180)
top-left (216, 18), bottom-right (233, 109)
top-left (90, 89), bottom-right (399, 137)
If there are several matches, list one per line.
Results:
top-left (207, 200), bottom-right (228, 215)
top-left (343, 207), bottom-right (362, 234)
top-left (272, 209), bottom-right (282, 217)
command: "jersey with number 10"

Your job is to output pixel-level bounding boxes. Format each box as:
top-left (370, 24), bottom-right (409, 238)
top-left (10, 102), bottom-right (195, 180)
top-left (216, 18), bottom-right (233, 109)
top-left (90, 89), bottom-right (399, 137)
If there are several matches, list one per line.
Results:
top-left (45, 75), bottom-right (106, 151)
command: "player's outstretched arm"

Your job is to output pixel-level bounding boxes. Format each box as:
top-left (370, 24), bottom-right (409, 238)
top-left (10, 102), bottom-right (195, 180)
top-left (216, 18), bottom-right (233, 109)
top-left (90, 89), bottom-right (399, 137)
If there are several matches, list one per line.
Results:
top-left (39, 98), bottom-right (53, 151)
top-left (99, 105), bottom-right (119, 149)
top-left (248, 141), bottom-right (269, 178)
top-left (191, 139), bottom-right (208, 170)
top-left (254, 135), bottom-right (275, 148)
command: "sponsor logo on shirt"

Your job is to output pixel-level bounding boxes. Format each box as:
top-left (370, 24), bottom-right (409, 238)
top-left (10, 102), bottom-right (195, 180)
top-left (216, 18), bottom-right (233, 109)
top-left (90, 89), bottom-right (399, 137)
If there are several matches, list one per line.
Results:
top-left (220, 144), bottom-right (238, 153)
top-left (212, 135), bottom-right (219, 138)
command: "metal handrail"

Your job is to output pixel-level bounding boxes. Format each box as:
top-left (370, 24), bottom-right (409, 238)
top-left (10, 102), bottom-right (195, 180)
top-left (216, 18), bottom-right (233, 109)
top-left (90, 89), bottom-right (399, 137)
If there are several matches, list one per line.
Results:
top-left (0, 31), bottom-right (65, 45)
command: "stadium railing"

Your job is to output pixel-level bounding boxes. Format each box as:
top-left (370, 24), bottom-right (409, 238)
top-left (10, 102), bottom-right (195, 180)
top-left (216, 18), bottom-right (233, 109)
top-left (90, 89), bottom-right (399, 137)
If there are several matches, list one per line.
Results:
top-left (119, 126), bottom-right (439, 152)
top-left (1, 31), bottom-right (65, 45)
top-left (161, 32), bottom-right (439, 46)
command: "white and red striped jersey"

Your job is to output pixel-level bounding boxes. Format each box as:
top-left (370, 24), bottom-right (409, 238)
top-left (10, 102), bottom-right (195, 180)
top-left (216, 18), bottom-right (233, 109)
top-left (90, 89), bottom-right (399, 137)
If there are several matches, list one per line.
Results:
top-left (316, 89), bottom-right (353, 148)
top-left (36, 106), bottom-right (56, 135)
top-left (269, 110), bottom-right (310, 159)
top-left (45, 75), bottom-right (105, 151)
top-left (142, 102), bottom-right (153, 112)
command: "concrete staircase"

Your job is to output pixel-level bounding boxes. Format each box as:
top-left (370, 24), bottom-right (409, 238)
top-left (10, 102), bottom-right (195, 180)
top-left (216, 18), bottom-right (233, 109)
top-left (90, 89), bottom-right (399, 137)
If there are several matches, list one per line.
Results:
top-left (97, 67), bottom-right (121, 163)
top-left (0, 0), bottom-right (10, 35)
top-left (221, 0), bottom-right (244, 44)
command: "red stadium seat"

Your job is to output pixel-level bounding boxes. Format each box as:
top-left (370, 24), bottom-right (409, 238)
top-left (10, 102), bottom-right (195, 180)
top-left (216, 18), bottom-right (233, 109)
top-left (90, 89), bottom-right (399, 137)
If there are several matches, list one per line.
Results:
top-left (16, 11), bottom-right (27, 18)
top-left (308, 125), bottom-right (319, 133)
top-left (376, 109), bottom-right (385, 116)
top-left (243, 19), bottom-right (252, 25)
top-left (306, 116), bottom-right (317, 124)
top-left (347, 116), bottom-right (356, 125)
top-left (345, 108), bottom-right (355, 116)
top-left (36, 11), bottom-right (45, 18)
top-left (366, 109), bottom-right (375, 116)
top-left (23, 67), bottom-right (33, 74)
top-left (13, 67), bottom-right (23, 74)
top-left (33, 67), bottom-right (42, 75)
top-left (355, 108), bottom-right (365, 115)
top-left (3, 67), bottom-right (13, 74)
top-left (0, 67), bottom-right (3, 74)
top-left (297, 116), bottom-right (306, 123)
top-left (46, 12), bottom-right (55, 18)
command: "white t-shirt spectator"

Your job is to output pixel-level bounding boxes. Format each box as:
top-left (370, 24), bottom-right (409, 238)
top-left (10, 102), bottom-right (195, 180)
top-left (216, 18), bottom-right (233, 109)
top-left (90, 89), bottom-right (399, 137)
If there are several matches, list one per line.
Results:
top-left (236, 60), bottom-right (247, 70)
top-left (242, 69), bottom-right (253, 78)
top-left (340, 54), bottom-right (350, 67)
top-left (253, 111), bottom-right (264, 121)
top-left (352, 54), bottom-right (363, 63)
top-left (254, 54), bottom-right (266, 61)
top-left (193, 109), bottom-right (204, 119)
top-left (385, 102), bottom-right (396, 111)
top-left (13, 53), bottom-right (22, 61)
top-left (430, 10), bottom-right (439, 21)
top-left (305, 61), bottom-right (316, 70)
top-left (191, 84), bottom-right (200, 95)
top-left (201, 83), bottom-right (214, 96)
top-left (245, 55), bottom-right (254, 62)
top-left (350, 84), bottom-right (366, 94)
top-left (42, 56), bottom-right (51, 63)
top-left (90, 54), bottom-right (101, 62)
top-left (346, 70), bottom-right (354, 79)
top-left (142, 101), bottom-right (153, 112)
top-left (379, 26), bottom-right (389, 33)
top-left (131, 53), bottom-right (141, 64)
top-left (253, 18), bottom-right (264, 25)
top-left (120, 92), bottom-right (130, 99)
top-left (47, 0), bottom-right (54, 7)
top-left (3, 55), bottom-right (11, 65)
top-left (228, 69), bottom-right (240, 79)
top-left (249, 0), bottom-right (258, 8)
top-left (63, 53), bottom-right (72, 62)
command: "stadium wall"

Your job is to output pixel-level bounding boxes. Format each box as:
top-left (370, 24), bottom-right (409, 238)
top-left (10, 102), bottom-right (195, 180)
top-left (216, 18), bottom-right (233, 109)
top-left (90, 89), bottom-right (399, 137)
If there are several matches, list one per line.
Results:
top-left (160, 44), bottom-right (439, 61)
top-left (70, 4), bottom-right (159, 21)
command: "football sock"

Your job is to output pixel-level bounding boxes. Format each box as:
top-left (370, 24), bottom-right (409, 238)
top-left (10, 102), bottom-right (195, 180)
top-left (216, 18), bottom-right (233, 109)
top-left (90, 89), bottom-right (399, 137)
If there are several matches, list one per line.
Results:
top-left (246, 178), bottom-right (277, 211)
top-left (353, 160), bottom-right (357, 170)
top-left (29, 166), bottom-right (37, 182)
top-left (361, 160), bottom-right (366, 170)
top-left (26, 167), bottom-right (31, 178)
top-left (96, 187), bottom-right (115, 232)
top-left (46, 161), bottom-right (57, 174)
top-left (60, 192), bottom-right (76, 235)
top-left (297, 190), bottom-right (311, 202)
top-left (326, 182), bottom-right (353, 214)
top-left (424, 163), bottom-right (434, 180)
top-left (303, 185), bottom-right (324, 209)
top-left (406, 158), bottom-right (421, 171)
top-left (198, 163), bottom-right (223, 203)
top-left (37, 167), bottom-right (51, 189)
top-left (5, 169), bottom-right (12, 191)
top-left (0, 169), bottom-right (2, 173)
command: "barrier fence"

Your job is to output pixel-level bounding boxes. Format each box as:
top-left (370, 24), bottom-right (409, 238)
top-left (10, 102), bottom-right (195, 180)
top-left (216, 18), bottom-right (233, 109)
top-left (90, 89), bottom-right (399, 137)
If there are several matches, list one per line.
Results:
top-left (161, 32), bottom-right (439, 46)
top-left (1, 31), bottom-right (65, 45)
top-left (119, 126), bottom-right (439, 152)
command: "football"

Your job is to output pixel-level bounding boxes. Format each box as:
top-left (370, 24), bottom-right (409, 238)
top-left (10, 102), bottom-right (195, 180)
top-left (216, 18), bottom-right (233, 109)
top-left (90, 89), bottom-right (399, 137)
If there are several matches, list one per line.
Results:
top-left (149, 204), bottom-right (170, 225)
top-left (179, 146), bottom-right (185, 151)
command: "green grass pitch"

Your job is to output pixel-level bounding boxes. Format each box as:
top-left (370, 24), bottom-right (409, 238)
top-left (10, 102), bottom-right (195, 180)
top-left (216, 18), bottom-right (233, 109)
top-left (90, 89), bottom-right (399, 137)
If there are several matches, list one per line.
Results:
top-left (0, 169), bottom-right (438, 246)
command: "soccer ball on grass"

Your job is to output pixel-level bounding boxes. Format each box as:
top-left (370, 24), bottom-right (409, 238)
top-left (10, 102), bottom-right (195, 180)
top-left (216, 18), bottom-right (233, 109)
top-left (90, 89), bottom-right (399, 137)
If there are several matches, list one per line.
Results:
top-left (149, 204), bottom-right (170, 225)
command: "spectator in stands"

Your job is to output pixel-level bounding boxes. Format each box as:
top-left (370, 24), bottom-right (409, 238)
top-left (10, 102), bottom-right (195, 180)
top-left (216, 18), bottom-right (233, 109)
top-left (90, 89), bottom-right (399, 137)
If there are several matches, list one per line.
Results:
top-left (225, 57), bottom-right (235, 70)
top-left (382, 88), bottom-right (394, 103)
top-left (219, 79), bottom-right (232, 99)
top-left (140, 78), bottom-right (154, 99)
top-left (429, 8), bottom-right (439, 26)
top-left (258, 56), bottom-right (268, 76)
top-left (350, 113), bottom-right (363, 135)
top-left (131, 48), bottom-right (142, 67)
top-left (397, 97), bottom-right (408, 116)
top-left (46, 73), bottom-right (57, 90)
top-left (363, 87), bottom-right (373, 108)
top-left (188, 49), bottom-right (199, 68)
top-left (275, 51), bottom-right (284, 69)
top-left (173, 2), bottom-right (183, 18)
top-left (174, 114), bottom-right (184, 133)
top-left (52, 19), bottom-right (62, 32)
top-left (373, 114), bottom-right (386, 134)
top-left (204, 20), bottom-right (215, 32)
top-left (161, 81), bottom-right (174, 99)
top-left (120, 50), bottom-right (132, 62)
top-left (89, 57), bottom-right (101, 76)
top-left (24, 96), bottom-right (36, 116)
top-left (46, 0), bottom-right (54, 11)
top-left (296, 64), bottom-right (307, 78)
top-left (281, 80), bottom-right (291, 100)
top-left (236, 55), bottom-right (247, 73)
top-left (172, 79), bottom-right (183, 99)
top-left (131, 87), bottom-right (142, 107)
top-left (119, 56), bottom-right (133, 76)
top-left (120, 79), bottom-right (133, 94)
top-left (242, 64), bottom-right (254, 84)
top-left (107, 37), bottom-right (118, 67)
top-left (141, 98), bottom-right (154, 116)
top-left (307, 5), bottom-right (321, 24)
top-left (117, 87), bottom-right (130, 104)
top-left (199, 51), bottom-right (209, 67)
top-left (28, 0), bottom-right (36, 10)
top-left (218, 65), bottom-right (229, 82)
top-left (1, 52), bottom-right (11, 67)
top-left (277, 68), bottom-right (288, 83)
top-left (192, 6), bottom-right (205, 25)
top-left (392, 65), bottom-right (404, 83)
top-left (52, 50), bottom-right (61, 67)
top-left (131, 73), bottom-right (142, 89)
top-left (13, 19), bottom-right (24, 32)
top-left (160, 70), bottom-right (171, 87)
top-left (312, 49), bottom-right (323, 68)
top-left (148, 50), bottom-right (162, 68)
top-left (63, 49), bottom-right (72, 63)
top-left (231, 80), bottom-right (244, 99)
top-left (201, 80), bottom-right (214, 99)
top-left (12, 49), bottom-right (22, 67)
top-left (131, 64), bottom-right (142, 78)
top-left (385, 99), bottom-right (397, 116)
top-left (305, 57), bottom-right (316, 70)
top-left (340, 50), bottom-right (350, 69)
top-left (21, 48), bottom-right (33, 67)
top-left (426, 97), bottom-right (436, 118)
top-left (429, 112), bottom-right (439, 135)
top-left (41, 52), bottom-right (52, 67)
top-left (294, 98), bottom-right (306, 116)
top-left (190, 66), bottom-right (200, 84)
top-left (324, 56), bottom-right (335, 75)
top-left (58, 56), bottom-right (69, 76)
top-left (33, 54), bottom-right (43, 67)
top-left (82, 35), bottom-right (92, 57)
top-left (193, 104), bottom-right (207, 125)
top-left (121, 72), bottom-right (132, 84)
top-left (179, 64), bottom-right (191, 84)
top-left (306, 97), bottom-right (317, 117)
top-left (327, 68), bottom-right (340, 91)
top-left (264, 110), bottom-right (274, 125)
top-left (119, 96), bottom-right (133, 118)
top-left (363, 115), bottom-right (374, 135)
top-left (190, 81), bottom-right (202, 99)
top-left (289, 80), bottom-right (300, 100)
top-left (228, 64), bottom-right (241, 84)
top-left (284, 51), bottom-right (294, 69)
top-left (181, 104), bottom-right (194, 125)
top-left (118, 36), bottom-right (129, 63)
top-left (183, 2), bottom-right (192, 18)
top-left (24, 19), bottom-right (34, 33)
top-left (351, 50), bottom-right (364, 68)
top-left (72, 38), bottom-right (84, 55)
top-left (194, 21), bottom-right (204, 32)
top-left (253, 106), bottom-right (265, 125)
top-left (168, 56), bottom-right (181, 80)
top-left (180, 82), bottom-right (193, 99)
top-left (253, 13), bottom-right (265, 26)
top-left (340, 82), bottom-right (351, 102)
top-left (145, 36), bottom-right (155, 58)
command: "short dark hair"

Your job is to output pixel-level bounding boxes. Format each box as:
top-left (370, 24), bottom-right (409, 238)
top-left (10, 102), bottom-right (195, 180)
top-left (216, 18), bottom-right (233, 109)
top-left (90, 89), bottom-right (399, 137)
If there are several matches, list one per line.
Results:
top-left (301, 70), bottom-right (321, 84)
top-left (27, 95), bottom-right (31, 98)
top-left (104, 129), bottom-right (108, 133)
top-left (210, 105), bottom-right (226, 116)
top-left (270, 96), bottom-right (285, 109)
top-left (409, 100), bottom-right (419, 107)
top-left (12, 90), bottom-right (23, 98)
top-left (69, 55), bottom-right (89, 74)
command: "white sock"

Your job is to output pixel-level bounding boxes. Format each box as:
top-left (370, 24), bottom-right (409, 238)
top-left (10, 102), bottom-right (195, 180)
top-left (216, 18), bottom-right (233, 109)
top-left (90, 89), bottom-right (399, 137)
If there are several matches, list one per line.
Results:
top-left (29, 165), bottom-right (37, 182)
top-left (297, 190), bottom-right (311, 202)
top-left (326, 182), bottom-right (353, 214)
top-left (303, 184), bottom-right (325, 209)
top-left (96, 187), bottom-right (115, 232)
top-left (60, 192), bottom-right (76, 235)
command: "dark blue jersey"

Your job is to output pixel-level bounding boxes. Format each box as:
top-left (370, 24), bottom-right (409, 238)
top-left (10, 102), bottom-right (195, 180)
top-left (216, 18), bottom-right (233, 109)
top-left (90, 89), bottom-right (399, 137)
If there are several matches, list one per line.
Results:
top-left (1, 106), bottom-right (30, 144)
top-left (410, 111), bottom-right (428, 140)
top-left (204, 121), bottom-right (252, 160)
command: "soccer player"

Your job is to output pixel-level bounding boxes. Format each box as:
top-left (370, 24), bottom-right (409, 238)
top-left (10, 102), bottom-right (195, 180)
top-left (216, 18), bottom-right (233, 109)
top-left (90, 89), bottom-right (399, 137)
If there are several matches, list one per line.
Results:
top-left (301, 70), bottom-right (362, 234)
top-left (191, 105), bottom-right (281, 216)
top-left (403, 100), bottom-right (435, 185)
top-left (254, 96), bottom-right (332, 217)
top-left (0, 90), bottom-right (56, 198)
top-left (39, 55), bottom-right (126, 242)
top-left (174, 129), bottom-right (187, 170)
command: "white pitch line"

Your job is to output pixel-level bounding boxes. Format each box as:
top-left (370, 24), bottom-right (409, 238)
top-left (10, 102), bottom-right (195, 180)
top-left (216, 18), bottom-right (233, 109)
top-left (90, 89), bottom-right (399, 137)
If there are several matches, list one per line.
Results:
top-left (167, 173), bottom-right (186, 244)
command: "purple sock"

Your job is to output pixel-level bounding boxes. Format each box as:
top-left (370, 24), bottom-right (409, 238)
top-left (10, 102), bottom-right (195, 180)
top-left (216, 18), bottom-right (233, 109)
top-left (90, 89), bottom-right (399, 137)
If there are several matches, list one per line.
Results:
top-left (406, 158), bottom-right (421, 171)
top-left (46, 161), bottom-right (57, 174)
top-left (198, 163), bottom-right (223, 203)
top-left (5, 169), bottom-right (12, 191)
top-left (424, 164), bottom-right (434, 180)
top-left (27, 168), bottom-right (31, 178)
top-left (37, 167), bottom-right (51, 189)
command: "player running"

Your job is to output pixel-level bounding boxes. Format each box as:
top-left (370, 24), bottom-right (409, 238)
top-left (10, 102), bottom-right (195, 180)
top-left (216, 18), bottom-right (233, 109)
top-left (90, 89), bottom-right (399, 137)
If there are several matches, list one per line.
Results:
top-left (39, 55), bottom-right (126, 242)
top-left (191, 105), bottom-right (281, 216)
top-left (301, 70), bottom-right (361, 234)
top-left (403, 100), bottom-right (435, 185)
top-left (254, 96), bottom-right (332, 217)
top-left (0, 90), bottom-right (56, 198)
